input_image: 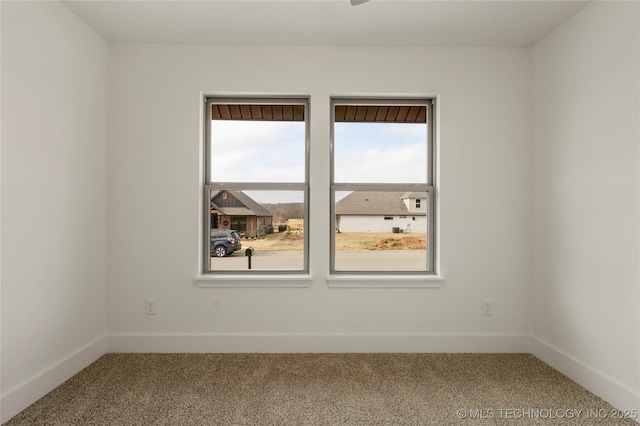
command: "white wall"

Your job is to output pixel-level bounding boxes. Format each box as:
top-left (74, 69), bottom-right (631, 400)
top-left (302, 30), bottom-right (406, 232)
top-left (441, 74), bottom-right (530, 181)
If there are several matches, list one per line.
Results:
top-left (2, 0), bottom-right (637, 420)
top-left (531, 0), bottom-right (640, 411)
top-left (1, 1), bottom-right (109, 421)
top-left (338, 215), bottom-right (427, 234)
top-left (107, 45), bottom-right (531, 351)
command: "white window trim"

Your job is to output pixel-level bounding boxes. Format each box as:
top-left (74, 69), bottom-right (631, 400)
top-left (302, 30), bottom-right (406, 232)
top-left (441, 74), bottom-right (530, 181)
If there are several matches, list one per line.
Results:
top-left (325, 274), bottom-right (444, 288)
top-left (201, 96), bottom-right (310, 276)
top-left (196, 94), bottom-right (441, 287)
top-left (330, 97), bottom-right (437, 276)
top-left (194, 274), bottom-right (313, 288)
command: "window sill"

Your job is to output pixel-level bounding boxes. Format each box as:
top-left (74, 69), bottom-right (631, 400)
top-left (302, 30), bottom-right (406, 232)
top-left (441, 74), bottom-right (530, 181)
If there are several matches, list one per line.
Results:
top-left (194, 274), bottom-right (313, 288)
top-left (326, 274), bottom-right (444, 288)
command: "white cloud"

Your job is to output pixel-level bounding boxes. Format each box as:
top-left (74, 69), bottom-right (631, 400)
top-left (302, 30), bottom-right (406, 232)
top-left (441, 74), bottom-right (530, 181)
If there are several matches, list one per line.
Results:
top-left (210, 120), bottom-right (305, 182)
top-left (335, 143), bottom-right (427, 183)
top-left (334, 122), bottom-right (428, 183)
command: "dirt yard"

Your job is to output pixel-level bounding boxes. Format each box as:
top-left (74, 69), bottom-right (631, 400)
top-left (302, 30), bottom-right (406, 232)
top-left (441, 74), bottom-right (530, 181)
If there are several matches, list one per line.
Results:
top-left (243, 232), bottom-right (425, 252)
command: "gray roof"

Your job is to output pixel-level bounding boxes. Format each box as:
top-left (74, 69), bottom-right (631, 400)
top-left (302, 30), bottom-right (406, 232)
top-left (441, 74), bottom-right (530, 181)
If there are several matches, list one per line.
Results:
top-left (214, 207), bottom-right (255, 216)
top-left (336, 191), bottom-right (427, 216)
top-left (211, 190), bottom-right (273, 217)
top-left (402, 192), bottom-right (426, 199)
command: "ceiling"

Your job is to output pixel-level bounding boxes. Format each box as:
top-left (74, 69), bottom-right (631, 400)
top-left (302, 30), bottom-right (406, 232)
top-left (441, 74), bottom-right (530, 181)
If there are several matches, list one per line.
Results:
top-left (62, 0), bottom-right (590, 47)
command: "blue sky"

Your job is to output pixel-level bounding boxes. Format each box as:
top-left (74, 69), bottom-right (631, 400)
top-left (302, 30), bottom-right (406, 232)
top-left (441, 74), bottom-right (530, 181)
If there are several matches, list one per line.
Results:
top-left (211, 120), bottom-right (427, 203)
top-left (210, 120), bottom-right (306, 183)
top-left (334, 122), bottom-right (427, 183)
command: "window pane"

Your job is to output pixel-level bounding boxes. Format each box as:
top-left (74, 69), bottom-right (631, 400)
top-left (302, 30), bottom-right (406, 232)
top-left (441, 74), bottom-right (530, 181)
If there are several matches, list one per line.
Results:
top-left (334, 190), bottom-right (428, 271)
top-left (209, 189), bottom-right (305, 271)
top-left (210, 119), bottom-right (305, 182)
top-left (334, 121), bottom-right (427, 184)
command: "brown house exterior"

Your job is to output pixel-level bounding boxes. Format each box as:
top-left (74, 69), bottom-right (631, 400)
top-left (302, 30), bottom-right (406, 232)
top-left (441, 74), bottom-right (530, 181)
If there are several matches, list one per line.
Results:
top-left (210, 190), bottom-right (273, 238)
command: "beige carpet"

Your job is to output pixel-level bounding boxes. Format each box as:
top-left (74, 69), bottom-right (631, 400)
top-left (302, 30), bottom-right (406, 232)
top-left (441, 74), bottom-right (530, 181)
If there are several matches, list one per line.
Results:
top-left (5, 353), bottom-right (636, 425)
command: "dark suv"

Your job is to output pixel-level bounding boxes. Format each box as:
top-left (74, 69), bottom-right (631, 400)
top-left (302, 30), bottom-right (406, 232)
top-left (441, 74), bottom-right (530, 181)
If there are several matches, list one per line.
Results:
top-left (210, 229), bottom-right (242, 257)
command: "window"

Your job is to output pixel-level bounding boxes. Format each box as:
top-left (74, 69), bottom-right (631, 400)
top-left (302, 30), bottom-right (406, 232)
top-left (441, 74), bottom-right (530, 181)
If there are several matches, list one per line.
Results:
top-left (331, 98), bottom-right (435, 274)
top-left (203, 97), bottom-right (309, 274)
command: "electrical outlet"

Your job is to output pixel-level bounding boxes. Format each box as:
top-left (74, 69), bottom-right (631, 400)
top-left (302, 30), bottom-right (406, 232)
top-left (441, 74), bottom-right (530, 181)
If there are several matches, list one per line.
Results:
top-left (145, 298), bottom-right (157, 315)
top-left (482, 299), bottom-right (493, 316)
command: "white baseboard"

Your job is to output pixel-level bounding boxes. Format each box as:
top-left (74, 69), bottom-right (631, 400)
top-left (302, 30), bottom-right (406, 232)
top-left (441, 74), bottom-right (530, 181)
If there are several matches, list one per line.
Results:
top-left (1, 335), bottom-right (107, 424)
top-left (107, 333), bottom-right (531, 353)
top-left (531, 336), bottom-right (640, 417)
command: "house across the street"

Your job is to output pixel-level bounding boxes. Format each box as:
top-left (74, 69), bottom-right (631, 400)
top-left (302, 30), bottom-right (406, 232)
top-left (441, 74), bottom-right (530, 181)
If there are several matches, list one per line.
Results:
top-left (335, 191), bottom-right (427, 233)
top-left (211, 190), bottom-right (273, 238)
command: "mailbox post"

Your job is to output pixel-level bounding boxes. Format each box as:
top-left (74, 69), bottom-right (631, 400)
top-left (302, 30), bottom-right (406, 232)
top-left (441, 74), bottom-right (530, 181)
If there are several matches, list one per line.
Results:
top-left (245, 247), bottom-right (254, 269)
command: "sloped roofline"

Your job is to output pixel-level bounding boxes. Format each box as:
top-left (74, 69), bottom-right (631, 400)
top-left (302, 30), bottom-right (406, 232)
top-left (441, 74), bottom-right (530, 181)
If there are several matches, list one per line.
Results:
top-left (211, 190), bottom-right (273, 216)
top-left (336, 191), bottom-right (427, 216)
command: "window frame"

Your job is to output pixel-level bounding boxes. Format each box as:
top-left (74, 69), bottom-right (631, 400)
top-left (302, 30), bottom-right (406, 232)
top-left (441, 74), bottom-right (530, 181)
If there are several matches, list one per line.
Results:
top-left (202, 96), bottom-right (310, 275)
top-left (330, 97), bottom-right (436, 275)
